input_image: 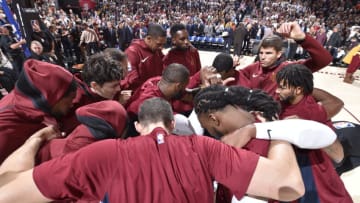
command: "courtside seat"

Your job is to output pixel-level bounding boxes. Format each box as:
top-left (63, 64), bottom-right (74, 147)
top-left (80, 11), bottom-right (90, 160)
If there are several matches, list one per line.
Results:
top-left (198, 36), bottom-right (207, 48)
top-left (195, 36), bottom-right (202, 43)
top-left (214, 37), bottom-right (225, 49)
top-left (203, 37), bottom-right (214, 50)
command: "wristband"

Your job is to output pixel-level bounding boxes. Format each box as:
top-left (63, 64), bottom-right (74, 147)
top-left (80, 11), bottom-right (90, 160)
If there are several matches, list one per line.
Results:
top-left (254, 119), bottom-right (336, 149)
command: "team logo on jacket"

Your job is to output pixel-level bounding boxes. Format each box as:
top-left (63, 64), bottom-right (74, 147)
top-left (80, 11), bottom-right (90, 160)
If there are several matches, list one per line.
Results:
top-left (157, 133), bottom-right (165, 144)
top-left (141, 56), bottom-right (150, 63)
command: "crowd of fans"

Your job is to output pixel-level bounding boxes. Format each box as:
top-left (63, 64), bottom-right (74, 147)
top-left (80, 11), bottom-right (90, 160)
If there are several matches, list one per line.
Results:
top-left (0, 1), bottom-right (360, 202)
top-left (0, 0), bottom-right (358, 116)
top-left (0, 0), bottom-right (359, 97)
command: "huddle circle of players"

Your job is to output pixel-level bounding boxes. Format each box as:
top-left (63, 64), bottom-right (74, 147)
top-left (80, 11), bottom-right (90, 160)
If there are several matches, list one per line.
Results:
top-left (0, 21), bottom-right (359, 203)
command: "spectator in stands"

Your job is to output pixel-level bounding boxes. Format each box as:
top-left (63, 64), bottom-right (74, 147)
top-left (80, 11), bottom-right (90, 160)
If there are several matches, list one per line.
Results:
top-left (0, 24), bottom-right (26, 74)
top-left (203, 20), bottom-right (214, 37)
top-left (47, 25), bottom-right (65, 67)
top-left (117, 20), bottom-right (126, 50)
top-left (103, 21), bottom-right (118, 48)
top-left (242, 23), bottom-right (253, 55)
top-left (233, 23), bottom-right (247, 57)
top-left (28, 40), bottom-right (60, 65)
top-left (222, 21), bottom-right (234, 54)
top-left (79, 23), bottom-right (100, 57)
top-left (315, 27), bottom-right (327, 46)
top-left (193, 19), bottom-right (204, 37)
top-left (30, 20), bottom-right (55, 55)
top-left (215, 19), bottom-right (225, 36)
top-left (28, 40), bottom-right (44, 61)
top-left (59, 24), bottom-right (74, 62)
top-left (69, 21), bottom-right (84, 63)
top-left (0, 45), bottom-right (13, 70)
top-left (326, 26), bottom-right (343, 66)
top-left (117, 19), bottom-right (134, 51)
top-left (0, 65), bottom-right (17, 100)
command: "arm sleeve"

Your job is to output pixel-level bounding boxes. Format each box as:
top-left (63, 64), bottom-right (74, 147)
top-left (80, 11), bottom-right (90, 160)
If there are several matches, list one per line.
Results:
top-left (194, 49), bottom-right (202, 72)
top-left (2, 37), bottom-right (12, 52)
top-left (240, 63), bottom-right (257, 79)
top-left (187, 71), bottom-right (202, 88)
top-left (121, 69), bottom-right (141, 90)
top-left (299, 34), bottom-right (332, 72)
top-left (254, 119), bottom-right (336, 149)
top-left (310, 103), bottom-right (328, 123)
top-left (197, 137), bottom-right (259, 199)
top-left (33, 140), bottom-right (119, 201)
top-left (123, 48), bottom-right (141, 90)
top-left (162, 54), bottom-right (171, 68)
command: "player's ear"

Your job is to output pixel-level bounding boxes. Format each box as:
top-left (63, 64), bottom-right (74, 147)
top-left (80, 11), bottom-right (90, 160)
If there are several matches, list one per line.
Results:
top-left (134, 121), bottom-right (143, 134)
top-left (295, 87), bottom-right (303, 95)
top-left (209, 113), bottom-right (220, 126)
top-left (168, 120), bottom-right (175, 132)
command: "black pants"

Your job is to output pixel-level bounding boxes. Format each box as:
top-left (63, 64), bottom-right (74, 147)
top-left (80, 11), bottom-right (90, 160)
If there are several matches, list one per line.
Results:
top-left (85, 42), bottom-right (99, 56)
top-left (333, 121), bottom-right (360, 175)
top-left (10, 53), bottom-right (25, 75)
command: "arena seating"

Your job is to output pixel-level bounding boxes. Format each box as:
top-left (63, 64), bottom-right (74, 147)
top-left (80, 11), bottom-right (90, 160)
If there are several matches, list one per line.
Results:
top-left (189, 36), bottom-right (225, 50)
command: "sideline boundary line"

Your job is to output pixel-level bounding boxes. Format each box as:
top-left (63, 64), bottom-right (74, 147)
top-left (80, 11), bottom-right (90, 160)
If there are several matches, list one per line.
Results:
top-left (343, 107), bottom-right (360, 124)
